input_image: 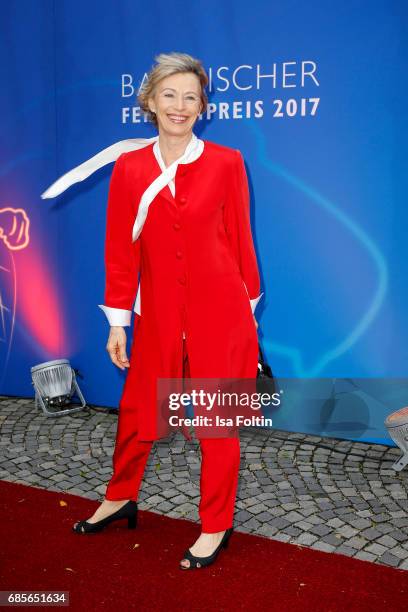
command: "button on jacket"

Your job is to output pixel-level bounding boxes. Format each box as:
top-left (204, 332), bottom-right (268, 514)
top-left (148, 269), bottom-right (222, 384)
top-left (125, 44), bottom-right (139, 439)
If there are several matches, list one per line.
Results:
top-left (99, 139), bottom-right (263, 441)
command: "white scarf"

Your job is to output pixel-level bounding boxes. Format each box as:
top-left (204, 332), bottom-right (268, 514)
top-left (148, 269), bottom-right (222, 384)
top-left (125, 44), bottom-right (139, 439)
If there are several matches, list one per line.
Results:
top-left (41, 132), bottom-right (204, 241)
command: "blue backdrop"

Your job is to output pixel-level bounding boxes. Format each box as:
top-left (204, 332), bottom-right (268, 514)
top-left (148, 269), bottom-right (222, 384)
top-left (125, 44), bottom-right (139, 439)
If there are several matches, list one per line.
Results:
top-left (1, 0), bottom-right (407, 444)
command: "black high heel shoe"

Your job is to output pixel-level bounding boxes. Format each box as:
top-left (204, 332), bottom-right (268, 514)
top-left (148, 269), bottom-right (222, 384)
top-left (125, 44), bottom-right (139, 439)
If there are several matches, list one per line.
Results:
top-left (72, 500), bottom-right (138, 534)
top-left (179, 527), bottom-right (233, 569)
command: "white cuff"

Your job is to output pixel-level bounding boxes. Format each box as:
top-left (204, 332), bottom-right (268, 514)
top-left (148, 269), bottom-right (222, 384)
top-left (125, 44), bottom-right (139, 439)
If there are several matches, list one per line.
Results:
top-left (243, 282), bottom-right (264, 314)
top-left (132, 284), bottom-right (141, 315)
top-left (98, 304), bottom-right (132, 327)
top-left (250, 292), bottom-right (264, 313)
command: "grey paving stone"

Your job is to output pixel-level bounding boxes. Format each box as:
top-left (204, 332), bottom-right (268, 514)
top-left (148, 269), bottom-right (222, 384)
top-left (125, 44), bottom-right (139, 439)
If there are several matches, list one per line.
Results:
top-left (336, 525), bottom-right (358, 538)
top-left (295, 533), bottom-right (319, 546)
top-left (168, 494), bottom-right (189, 504)
top-left (326, 518), bottom-right (345, 528)
top-left (246, 503), bottom-right (269, 515)
top-left (377, 552), bottom-right (401, 567)
top-left (234, 509), bottom-right (254, 523)
top-left (271, 532), bottom-right (291, 543)
top-left (294, 520), bottom-right (314, 532)
top-left (49, 474), bottom-right (67, 483)
top-left (389, 546), bottom-right (408, 560)
top-left (360, 527), bottom-right (383, 540)
top-left (377, 535), bottom-right (399, 548)
top-left (348, 517), bottom-right (372, 529)
top-left (284, 526), bottom-right (303, 537)
top-left (255, 511), bottom-right (275, 523)
top-left (284, 511), bottom-right (304, 523)
top-left (354, 550), bottom-right (377, 562)
top-left (312, 541), bottom-right (337, 553)
top-left (161, 488), bottom-right (180, 499)
top-left (321, 533), bottom-right (343, 546)
top-left (334, 545), bottom-right (360, 557)
top-left (345, 536), bottom-right (367, 550)
top-left (365, 543), bottom-right (388, 556)
top-left (309, 524), bottom-right (332, 537)
top-left (242, 517), bottom-right (262, 530)
top-left (257, 524), bottom-right (279, 537)
top-left (269, 517), bottom-right (291, 529)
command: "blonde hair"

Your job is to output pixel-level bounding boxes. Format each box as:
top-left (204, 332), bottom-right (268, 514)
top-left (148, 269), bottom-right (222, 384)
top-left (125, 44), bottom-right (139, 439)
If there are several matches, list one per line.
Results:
top-left (138, 52), bottom-right (209, 128)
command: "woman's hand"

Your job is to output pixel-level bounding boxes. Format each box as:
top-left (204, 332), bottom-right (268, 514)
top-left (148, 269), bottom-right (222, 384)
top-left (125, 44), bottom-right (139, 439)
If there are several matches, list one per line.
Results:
top-left (106, 326), bottom-right (130, 370)
top-left (253, 314), bottom-right (258, 330)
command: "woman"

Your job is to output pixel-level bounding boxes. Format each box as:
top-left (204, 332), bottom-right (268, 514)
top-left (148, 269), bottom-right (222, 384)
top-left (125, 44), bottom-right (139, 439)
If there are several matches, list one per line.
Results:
top-left (71, 52), bottom-right (263, 569)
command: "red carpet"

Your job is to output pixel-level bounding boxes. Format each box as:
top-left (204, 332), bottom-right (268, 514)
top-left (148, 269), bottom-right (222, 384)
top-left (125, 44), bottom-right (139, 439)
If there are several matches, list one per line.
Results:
top-left (1, 480), bottom-right (407, 611)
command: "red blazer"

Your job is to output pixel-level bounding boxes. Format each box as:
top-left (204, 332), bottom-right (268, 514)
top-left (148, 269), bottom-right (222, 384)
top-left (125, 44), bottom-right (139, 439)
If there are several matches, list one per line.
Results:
top-left (101, 139), bottom-right (262, 441)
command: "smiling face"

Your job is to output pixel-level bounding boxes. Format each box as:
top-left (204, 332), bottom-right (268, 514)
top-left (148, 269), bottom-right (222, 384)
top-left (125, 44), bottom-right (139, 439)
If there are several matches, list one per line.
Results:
top-left (148, 72), bottom-right (203, 136)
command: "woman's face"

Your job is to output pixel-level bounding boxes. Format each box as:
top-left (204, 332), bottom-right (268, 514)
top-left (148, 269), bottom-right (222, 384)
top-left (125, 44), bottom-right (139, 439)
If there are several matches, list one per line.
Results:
top-left (148, 72), bottom-right (202, 136)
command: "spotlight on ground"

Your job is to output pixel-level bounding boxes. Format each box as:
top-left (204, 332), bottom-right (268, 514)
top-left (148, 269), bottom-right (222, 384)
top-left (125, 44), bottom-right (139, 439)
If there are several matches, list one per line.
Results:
top-left (385, 406), bottom-right (408, 471)
top-left (31, 359), bottom-right (86, 417)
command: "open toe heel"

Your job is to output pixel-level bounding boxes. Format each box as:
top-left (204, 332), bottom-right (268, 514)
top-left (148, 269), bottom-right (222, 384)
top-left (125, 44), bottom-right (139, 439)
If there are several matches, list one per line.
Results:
top-left (179, 527), bottom-right (233, 570)
top-left (72, 500), bottom-right (138, 534)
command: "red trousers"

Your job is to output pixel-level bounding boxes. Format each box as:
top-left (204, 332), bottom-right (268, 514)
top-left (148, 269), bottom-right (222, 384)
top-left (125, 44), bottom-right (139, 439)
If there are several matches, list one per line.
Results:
top-left (105, 338), bottom-right (241, 533)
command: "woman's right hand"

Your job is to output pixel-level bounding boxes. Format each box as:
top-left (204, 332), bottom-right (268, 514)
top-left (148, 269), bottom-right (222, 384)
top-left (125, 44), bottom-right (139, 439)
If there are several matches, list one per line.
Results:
top-left (106, 326), bottom-right (130, 370)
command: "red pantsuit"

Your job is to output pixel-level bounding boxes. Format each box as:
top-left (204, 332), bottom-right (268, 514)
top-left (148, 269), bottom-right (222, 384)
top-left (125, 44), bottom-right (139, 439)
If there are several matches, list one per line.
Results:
top-left (100, 137), bottom-right (263, 531)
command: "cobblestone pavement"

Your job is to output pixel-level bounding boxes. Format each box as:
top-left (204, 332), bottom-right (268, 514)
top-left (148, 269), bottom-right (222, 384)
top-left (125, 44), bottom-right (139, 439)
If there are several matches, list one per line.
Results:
top-left (1, 396), bottom-right (408, 569)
